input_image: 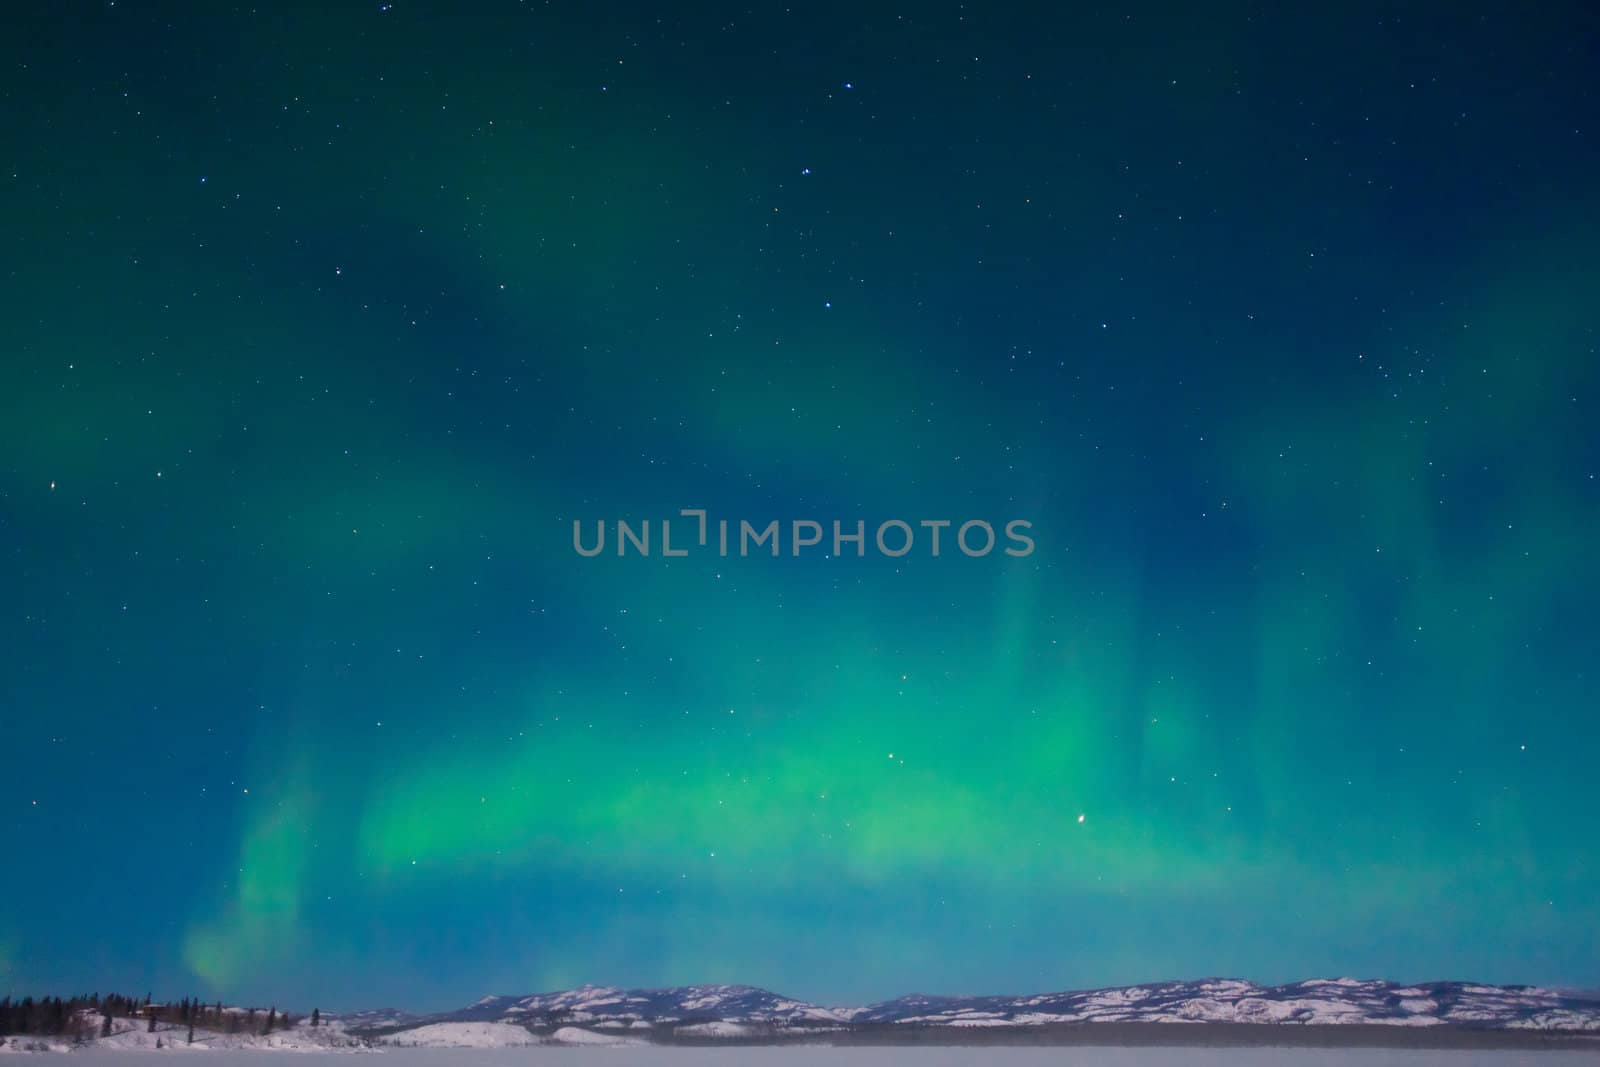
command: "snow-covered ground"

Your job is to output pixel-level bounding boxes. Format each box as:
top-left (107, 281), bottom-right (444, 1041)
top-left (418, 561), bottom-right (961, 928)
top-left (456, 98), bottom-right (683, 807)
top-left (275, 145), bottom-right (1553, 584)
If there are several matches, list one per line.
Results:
top-left (16, 1049), bottom-right (1600, 1065)
top-left (0, 1014), bottom-right (366, 1056)
top-left (373, 1023), bottom-right (536, 1050)
top-left (544, 1028), bottom-right (642, 1047)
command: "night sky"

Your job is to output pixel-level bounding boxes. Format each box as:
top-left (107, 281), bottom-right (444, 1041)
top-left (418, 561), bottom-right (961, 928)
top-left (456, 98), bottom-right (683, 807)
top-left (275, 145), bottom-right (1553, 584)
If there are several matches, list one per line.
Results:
top-left (3, 2), bottom-right (1598, 1011)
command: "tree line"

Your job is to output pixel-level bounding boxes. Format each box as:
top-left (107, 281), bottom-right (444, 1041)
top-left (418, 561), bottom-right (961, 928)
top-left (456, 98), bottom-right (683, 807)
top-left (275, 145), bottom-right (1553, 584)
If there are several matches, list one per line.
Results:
top-left (0, 993), bottom-right (323, 1042)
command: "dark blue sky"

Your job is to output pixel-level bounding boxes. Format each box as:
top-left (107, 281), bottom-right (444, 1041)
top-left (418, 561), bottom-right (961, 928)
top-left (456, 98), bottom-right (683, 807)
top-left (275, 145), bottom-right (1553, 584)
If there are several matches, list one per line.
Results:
top-left (2, 1), bottom-right (1597, 1010)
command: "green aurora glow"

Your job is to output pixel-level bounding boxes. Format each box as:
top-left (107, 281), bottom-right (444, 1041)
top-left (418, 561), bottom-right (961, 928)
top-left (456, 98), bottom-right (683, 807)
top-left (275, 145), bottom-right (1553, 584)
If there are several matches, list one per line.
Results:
top-left (2, 0), bottom-right (1597, 1009)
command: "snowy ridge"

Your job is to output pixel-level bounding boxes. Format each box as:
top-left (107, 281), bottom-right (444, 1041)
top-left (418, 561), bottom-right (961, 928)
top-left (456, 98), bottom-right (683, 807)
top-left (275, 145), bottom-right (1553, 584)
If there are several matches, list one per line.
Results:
top-left (8, 979), bottom-right (1595, 1052)
top-left (369, 977), bottom-right (1600, 1042)
top-left (439, 983), bottom-right (851, 1026)
top-left (850, 978), bottom-right (1600, 1030)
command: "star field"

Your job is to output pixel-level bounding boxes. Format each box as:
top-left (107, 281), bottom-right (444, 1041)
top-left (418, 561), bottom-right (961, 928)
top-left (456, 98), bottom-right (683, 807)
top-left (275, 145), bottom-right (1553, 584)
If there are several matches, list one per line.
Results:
top-left (1, 1), bottom-right (1598, 1010)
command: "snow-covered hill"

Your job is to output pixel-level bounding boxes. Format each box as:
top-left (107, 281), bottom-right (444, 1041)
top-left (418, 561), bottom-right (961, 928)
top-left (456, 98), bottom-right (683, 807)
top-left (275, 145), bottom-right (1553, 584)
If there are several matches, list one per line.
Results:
top-left (851, 978), bottom-right (1600, 1030)
top-left (366, 977), bottom-right (1600, 1042)
top-left (373, 1021), bottom-right (536, 1048)
top-left (438, 983), bottom-right (850, 1028)
top-left (5, 979), bottom-right (1596, 1052)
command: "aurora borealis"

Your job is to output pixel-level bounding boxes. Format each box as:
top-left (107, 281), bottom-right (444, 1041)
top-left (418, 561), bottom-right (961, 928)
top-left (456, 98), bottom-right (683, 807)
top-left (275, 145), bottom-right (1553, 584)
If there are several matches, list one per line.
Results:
top-left (3, 0), bottom-right (1599, 1012)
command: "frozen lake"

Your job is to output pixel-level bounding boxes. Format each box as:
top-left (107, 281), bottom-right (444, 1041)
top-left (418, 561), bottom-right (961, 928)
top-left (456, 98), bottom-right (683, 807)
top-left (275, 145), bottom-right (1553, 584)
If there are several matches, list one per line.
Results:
top-left (56, 1050), bottom-right (1600, 1067)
